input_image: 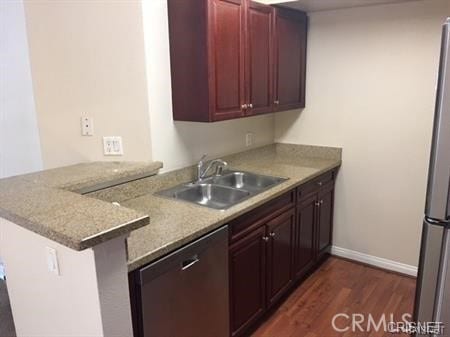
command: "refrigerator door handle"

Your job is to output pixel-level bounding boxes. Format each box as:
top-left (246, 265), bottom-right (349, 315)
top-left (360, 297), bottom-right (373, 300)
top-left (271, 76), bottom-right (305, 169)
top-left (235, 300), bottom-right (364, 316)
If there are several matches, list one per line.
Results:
top-left (425, 19), bottom-right (450, 221)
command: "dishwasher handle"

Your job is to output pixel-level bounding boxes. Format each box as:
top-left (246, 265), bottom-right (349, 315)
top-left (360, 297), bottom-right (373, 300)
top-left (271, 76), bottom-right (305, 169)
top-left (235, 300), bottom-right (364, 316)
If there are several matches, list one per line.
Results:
top-left (181, 255), bottom-right (199, 271)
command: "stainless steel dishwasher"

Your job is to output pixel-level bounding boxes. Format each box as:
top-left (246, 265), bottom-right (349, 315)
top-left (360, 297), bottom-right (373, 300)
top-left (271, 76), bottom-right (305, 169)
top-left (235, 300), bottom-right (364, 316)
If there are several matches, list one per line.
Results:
top-left (137, 226), bottom-right (229, 337)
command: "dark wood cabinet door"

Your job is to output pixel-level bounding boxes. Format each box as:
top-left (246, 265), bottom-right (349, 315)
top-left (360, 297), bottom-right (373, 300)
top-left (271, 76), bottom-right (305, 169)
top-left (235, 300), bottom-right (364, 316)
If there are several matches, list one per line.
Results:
top-left (294, 194), bottom-right (316, 279)
top-left (229, 225), bottom-right (266, 337)
top-left (208, 0), bottom-right (246, 121)
top-left (246, 1), bottom-right (274, 116)
top-left (266, 209), bottom-right (294, 306)
top-left (317, 184), bottom-right (334, 258)
top-left (273, 8), bottom-right (307, 111)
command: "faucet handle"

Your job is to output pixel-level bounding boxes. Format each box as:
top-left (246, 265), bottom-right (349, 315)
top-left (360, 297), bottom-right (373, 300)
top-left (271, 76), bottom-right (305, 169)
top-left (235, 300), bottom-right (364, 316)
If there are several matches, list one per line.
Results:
top-left (214, 160), bottom-right (228, 176)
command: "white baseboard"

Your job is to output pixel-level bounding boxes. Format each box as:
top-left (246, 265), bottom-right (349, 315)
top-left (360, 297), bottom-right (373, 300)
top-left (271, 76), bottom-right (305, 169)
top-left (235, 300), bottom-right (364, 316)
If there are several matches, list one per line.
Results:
top-left (331, 246), bottom-right (418, 277)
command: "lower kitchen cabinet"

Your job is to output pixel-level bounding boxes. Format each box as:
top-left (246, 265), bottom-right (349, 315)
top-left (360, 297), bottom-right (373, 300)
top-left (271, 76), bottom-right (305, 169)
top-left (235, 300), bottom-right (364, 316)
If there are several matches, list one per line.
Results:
top-left (293, 176), bottom-right (336, 279)
top-left (229, 208), bottom-right (295, 337)
top-left (317, 182), bottom-right (334, 260)
top-left (293, 194), bottom-right (316, 279)
top-left (230, 169), bottom-right (337, 336)
top-left (229, 226), bottom-right (266, 336)
top-left (266, 209), bottom-right (295, 306)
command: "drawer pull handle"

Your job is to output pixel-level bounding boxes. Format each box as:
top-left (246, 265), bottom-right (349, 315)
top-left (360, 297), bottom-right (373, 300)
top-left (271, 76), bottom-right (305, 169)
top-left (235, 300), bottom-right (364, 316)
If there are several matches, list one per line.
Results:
top-left (317, 181), bottom-right (323, 186)
top-left (181, 255), bottom-right (199, 271)
top-left (315, 202), bottom-right (320, 207)
top-left (262, 236), bottom-right (269, 242)
top-left (269, 232), bottom-right (276, 237)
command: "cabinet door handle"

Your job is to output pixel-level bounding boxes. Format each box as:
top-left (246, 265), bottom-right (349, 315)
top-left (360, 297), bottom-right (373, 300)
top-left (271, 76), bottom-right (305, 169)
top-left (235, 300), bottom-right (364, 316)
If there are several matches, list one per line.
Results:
top-left (249, 103), bottom-right (253, 108)
top-left (274, 100), bottom-right (280, 105)
top-left (317, 181), bottom-right (323, 186)
top-left (315, 202), bottom-right (320, 207)
top-left (241, 104), bottom-right (248, 110)
top-left (262, 236), bottom-right (269, 242)
top-left (320, 200), bottom-right (324, 205)
top-left (269, 232), bottom-right (276, 237)
top-left (181, 255), bottom-right (199, 271)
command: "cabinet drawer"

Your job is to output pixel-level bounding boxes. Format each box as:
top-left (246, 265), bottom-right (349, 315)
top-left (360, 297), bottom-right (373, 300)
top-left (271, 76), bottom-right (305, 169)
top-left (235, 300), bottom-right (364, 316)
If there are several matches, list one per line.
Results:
top-left (230, 190), bottom-right (295, 243)
top-left (297, 171), bottom-right (334, 199)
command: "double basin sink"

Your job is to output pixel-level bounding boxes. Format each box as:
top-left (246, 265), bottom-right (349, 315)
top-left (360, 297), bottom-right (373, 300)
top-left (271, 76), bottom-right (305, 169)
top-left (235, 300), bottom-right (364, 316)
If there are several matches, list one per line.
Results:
top-left (156, 171), bottom-right (288, 210)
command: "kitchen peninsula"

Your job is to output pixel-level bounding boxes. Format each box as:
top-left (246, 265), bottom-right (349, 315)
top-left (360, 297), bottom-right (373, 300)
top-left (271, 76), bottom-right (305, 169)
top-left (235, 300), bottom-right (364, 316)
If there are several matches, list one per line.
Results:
top-left (0, 143), bottom-right (341, 337)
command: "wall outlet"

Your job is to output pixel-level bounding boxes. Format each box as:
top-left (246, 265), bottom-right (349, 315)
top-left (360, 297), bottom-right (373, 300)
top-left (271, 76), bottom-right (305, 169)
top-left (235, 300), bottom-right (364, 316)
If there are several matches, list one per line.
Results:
top-left (246, 132), bottom-right (254, 147)
top-left (81, 116), bottom-right (94, 136)
top-left (46, 247), bottom-right (60, 276)
top-left (103, 136), bottom-right (123, 156)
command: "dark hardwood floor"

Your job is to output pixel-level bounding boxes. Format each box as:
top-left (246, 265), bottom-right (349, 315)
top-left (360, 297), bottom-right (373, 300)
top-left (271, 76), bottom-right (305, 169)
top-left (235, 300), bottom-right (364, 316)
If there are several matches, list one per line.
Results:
top-left (0, 257), bottom-right (415, 337)
top-left (253, 257), bottom-right (416, 337)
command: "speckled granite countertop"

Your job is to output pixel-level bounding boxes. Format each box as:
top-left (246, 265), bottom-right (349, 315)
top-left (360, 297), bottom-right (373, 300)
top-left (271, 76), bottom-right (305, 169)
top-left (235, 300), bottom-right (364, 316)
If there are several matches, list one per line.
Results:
top-left (88, 144), bottom-right (342, 272)
top-left (0, 161), bottom-right (162, 250)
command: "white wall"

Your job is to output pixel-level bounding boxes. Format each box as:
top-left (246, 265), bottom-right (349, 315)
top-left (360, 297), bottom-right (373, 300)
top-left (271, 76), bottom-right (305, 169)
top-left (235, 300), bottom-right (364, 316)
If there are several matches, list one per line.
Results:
top-left (8, 0), bottom-right (276, 173)
top-left (0, 0), bottom-right (44, 277)
top-left (142, 0), bottom-right (275, 172)
top-left (275, 0), bottom-right (450, 266)
top-left (23, 0), bottom-right (153, 169)
top-left (0, 217), bottom-right (133, 337)
top-left (0, 0), bottom-right (42, 178)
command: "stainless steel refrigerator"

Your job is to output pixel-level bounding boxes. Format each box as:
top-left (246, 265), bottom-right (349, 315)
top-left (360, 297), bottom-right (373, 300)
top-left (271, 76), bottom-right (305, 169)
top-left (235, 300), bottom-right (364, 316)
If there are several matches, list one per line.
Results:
top-left (414, 18), bottom-right (450, 337)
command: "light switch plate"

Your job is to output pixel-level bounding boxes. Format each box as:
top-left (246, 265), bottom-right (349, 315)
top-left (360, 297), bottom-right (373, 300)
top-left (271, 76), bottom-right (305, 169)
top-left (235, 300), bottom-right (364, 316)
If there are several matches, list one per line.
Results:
top-left (103, 136), bottom-right (123, 156)
top-left (81, 117), bottom-right (94, 136)
top-left (46, 247), bottom-right (60, 276)
top-left (246, 132), bottom-right (254, 147)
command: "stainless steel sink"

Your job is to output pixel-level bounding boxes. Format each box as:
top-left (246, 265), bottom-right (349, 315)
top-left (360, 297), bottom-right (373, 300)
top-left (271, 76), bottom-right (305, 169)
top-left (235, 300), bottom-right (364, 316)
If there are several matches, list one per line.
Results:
top-left (207, 171), bottom-right (286, 193)
top-left (173, 184), bottom-right (250, 210)
top-left (156, 170), bottom-right (288, 210)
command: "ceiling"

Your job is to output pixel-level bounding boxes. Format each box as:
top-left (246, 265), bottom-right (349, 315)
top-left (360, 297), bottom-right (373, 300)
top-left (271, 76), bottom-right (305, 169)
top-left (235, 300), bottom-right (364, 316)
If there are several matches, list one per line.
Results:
top-left (263, 0), bottom-right (418, 12)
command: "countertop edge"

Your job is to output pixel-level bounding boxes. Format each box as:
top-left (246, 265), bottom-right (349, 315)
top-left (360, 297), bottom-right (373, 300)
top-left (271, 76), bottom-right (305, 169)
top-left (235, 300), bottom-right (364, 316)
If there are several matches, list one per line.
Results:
top-left (0, 161), bottom-right (162, 251)
top-left (79, 215), bottom-right (150, 250)
top-left (69, 162), bottom-right (164, 194)
top-left (0, 208), bottom-right (151, 251)
top-left (0, 208), bottom-right (85, 251)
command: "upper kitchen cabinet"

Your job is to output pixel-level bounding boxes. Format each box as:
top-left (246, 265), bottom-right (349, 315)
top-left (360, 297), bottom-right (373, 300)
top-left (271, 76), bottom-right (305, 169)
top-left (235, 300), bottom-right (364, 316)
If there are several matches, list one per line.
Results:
top-left (167, 0), bottom-right (246, 122)
top-left (167, 0), bottom-right (307, 122)
top-left (273, 7), bottom-right (307, 111)
top-left (246, 1), bottom-right (274, 116)
top-left (208, 0), bottom-right (247, 120)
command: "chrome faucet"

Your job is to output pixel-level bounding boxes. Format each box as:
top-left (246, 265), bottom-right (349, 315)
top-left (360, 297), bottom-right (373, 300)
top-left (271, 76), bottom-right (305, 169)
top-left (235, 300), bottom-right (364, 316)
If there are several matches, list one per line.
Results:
top-left (196, 154), bottom-right (228, 183)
